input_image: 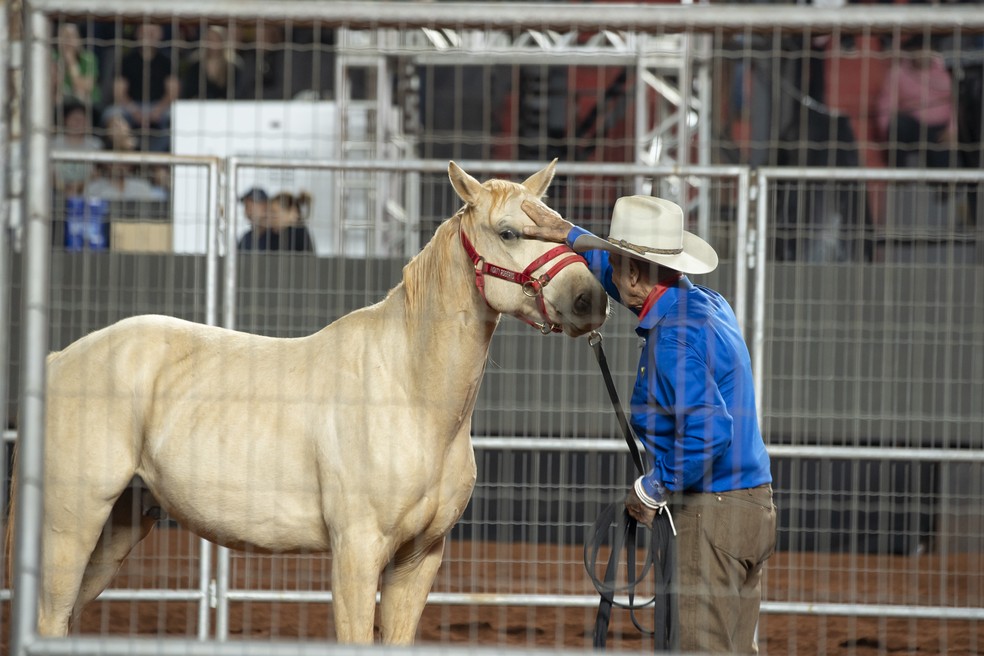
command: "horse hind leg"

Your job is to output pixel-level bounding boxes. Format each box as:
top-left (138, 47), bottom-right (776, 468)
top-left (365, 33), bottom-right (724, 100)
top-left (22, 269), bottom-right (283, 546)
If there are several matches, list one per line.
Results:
top-left (379, 536), bottom-right (447, 645)
top-left (37, 484), bottom-right (129, 636)
top-left (36, 458), bottom-right (143, 637)
top-left (72, 485), bottom-right (157, 619)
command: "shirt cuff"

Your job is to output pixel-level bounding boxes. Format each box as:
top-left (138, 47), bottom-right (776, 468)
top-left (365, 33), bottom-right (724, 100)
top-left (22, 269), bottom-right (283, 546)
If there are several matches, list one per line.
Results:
top-left (566, 225), bottom-right (593, 250)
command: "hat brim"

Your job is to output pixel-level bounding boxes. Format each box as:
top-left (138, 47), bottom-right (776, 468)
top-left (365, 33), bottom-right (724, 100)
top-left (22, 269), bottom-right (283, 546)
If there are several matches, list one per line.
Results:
top-left (572, 230), bottom-right (718, 275)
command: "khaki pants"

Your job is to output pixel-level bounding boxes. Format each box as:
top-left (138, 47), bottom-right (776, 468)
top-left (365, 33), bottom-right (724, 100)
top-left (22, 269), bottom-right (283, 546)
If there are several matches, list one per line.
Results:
top-left (671, 485), bottom-right (777, 654)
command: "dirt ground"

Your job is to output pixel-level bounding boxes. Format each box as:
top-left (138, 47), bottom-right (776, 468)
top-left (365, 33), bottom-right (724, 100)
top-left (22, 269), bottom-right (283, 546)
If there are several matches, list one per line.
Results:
top-left (3, 527), bottom-right (982, 655)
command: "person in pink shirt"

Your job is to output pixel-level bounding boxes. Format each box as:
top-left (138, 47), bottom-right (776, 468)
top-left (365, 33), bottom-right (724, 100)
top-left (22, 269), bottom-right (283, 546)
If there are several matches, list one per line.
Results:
top-left (876, 35), bottom-right (956, 168)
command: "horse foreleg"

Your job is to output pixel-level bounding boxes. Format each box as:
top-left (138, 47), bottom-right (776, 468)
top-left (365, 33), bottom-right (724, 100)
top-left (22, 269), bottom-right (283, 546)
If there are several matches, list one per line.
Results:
top-left (331, 533), bottom-right (388, 644)
top-left (73, 487), bottom-right (157, 618)
top-left (379, 536), bottom-right (446, 645)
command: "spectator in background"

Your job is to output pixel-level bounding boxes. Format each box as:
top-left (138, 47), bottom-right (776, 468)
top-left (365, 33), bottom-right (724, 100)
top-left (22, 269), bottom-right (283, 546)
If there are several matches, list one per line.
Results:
top-left (239, 190), bottom-right (314, 252)
top-left (237, 187), bottom-right (269, 240)
top-left (238, 22), bottom-right (286, 100)
top-left (102, 23), bottom-right (179, 152)
top-left (180, 25), bottom-right (248, 100)
top-left (52, 22), bottom-right (102, 115)
top-left (51, 97), bottom-right (104, 196)
top-left (876, 34), bottom-right (956, 168)
top-left (85, 114), bottom-right (167, 201)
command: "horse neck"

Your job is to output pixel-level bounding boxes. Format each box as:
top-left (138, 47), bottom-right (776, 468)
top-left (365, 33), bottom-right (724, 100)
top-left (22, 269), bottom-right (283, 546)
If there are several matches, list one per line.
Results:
top-left (395, 213), bottom-right (499, 391)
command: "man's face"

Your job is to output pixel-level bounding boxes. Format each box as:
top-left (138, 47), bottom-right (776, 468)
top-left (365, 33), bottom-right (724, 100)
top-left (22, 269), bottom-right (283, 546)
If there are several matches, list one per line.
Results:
top-left (608, 254), bottom-right (650, 310)
top-left (243, 198), bottom-right (267, 224)
top-left (64, 108), bottom-right (87, 135)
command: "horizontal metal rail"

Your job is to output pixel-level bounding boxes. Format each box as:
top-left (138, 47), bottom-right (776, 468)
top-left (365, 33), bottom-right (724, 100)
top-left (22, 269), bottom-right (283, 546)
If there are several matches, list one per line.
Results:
top-left (30, 1), bottom-right (984, 30)
top-left (7, 430), bottom-right (984, 462)
top-left (217, 591), bottom-right (984, 622)
top-left (5, 587), bottom-right (979, 622)
top-left (25, 636), bottom-right (555, 656)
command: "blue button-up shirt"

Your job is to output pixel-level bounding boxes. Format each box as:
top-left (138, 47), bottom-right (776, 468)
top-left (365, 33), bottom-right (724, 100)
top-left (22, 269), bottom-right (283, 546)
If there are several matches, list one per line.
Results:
top-left (569, 227), bottom-right (772, 497)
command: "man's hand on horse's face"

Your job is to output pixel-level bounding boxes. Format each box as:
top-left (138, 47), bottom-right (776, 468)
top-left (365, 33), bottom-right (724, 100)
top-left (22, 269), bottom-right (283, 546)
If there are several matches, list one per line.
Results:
top-left (624, 488), bottom-right (657, 528)
top-left (521, 200), bottom-right (574, 244)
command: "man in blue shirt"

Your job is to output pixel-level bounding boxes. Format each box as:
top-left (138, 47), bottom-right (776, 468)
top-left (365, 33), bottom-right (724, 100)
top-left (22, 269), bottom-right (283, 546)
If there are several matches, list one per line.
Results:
top-left (523, 195), bottom-right (776, 654)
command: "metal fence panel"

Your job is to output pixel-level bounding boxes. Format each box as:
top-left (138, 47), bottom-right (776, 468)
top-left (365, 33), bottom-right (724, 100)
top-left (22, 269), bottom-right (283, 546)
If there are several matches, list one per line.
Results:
top-left (3, 2), bottom-right (983, 655)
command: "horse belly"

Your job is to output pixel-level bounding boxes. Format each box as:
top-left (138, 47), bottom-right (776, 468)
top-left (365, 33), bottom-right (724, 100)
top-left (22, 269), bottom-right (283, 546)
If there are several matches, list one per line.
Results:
top-left (140, 417), bottom-right (333, 553)
top-left (149, 467), bottom-right (332, 552)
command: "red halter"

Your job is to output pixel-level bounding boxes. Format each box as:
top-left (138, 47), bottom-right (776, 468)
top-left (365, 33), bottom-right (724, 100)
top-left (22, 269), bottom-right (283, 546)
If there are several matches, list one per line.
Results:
top-left (459, 226), bottom-right (588, 334)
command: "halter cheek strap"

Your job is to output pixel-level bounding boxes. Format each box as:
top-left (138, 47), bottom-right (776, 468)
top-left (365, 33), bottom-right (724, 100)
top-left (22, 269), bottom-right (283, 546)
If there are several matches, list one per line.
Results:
top-left (460, 228), bottom-right (587, 334)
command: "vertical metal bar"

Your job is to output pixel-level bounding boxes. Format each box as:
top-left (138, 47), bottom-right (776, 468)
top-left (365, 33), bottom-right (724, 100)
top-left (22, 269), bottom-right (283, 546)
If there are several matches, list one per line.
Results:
top-left (215, 546), bottom-right (231, 641)
top-left (195, 158), bottom-right (223, 640)
top-left (223, 157), bottom-right (239, 330)
top-left (214, 156), bottom-right (240, 641)
top-left (205, 160), bottom-right (220, 328)
top-left (0, 0), bottom-right (13, 552)
top-left (733, 168), bottom-right (750, 339)
top-left (677, 27), bottom-right (693, 212)
top-left (695, 31), bottom-right (713, 240)
top-left (9, 6), bottom-right (50, 654)
top-left (334, 30), bottom-right (350, 255)
top-left (196, 537), bottom-right (212, 640)
top-left (634, 46), bottom-right (646, 195)
top-left (375, 49), bottom-right (389, 255)
top-left (405, 169), bottom-right (420, 257)
top-left (753, 172), bottom-right (768, 425)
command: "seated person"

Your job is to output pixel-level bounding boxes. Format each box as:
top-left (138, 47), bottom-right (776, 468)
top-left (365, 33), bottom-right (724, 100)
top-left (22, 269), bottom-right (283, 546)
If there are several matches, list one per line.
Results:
top-left (102, 23), bottom-right (178, 152)
top-left (179, 25), bottom-right (248, 100)
top-left (237, 22), bottom-right (287, 100)
top-left (52, 22), bottom-right (102, 114)
top-left (84, 115), bottom-right (166, 201)
top-left (84, 164), bottom-right (168, 202)
top-left (876, 35), bottom-right (956, 168)
top-left (52, 98), bottom-right (103, 196)
top-left (238, 190), bottom-right (314, 252)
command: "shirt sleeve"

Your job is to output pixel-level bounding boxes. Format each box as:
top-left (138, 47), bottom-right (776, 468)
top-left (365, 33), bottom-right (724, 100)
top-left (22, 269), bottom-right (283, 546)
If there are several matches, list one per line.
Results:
top-left (648, 332), bottom-right (734, 493)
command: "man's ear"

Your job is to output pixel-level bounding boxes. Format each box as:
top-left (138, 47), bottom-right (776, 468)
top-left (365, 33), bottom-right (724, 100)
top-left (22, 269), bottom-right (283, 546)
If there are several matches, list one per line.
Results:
top-left (628, 258), bottom-right (643, 286)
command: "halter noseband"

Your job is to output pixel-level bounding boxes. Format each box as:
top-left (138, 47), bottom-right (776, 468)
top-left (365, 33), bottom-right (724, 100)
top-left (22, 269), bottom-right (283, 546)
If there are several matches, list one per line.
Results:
top-left (459, 225), bottom-right (588, 334)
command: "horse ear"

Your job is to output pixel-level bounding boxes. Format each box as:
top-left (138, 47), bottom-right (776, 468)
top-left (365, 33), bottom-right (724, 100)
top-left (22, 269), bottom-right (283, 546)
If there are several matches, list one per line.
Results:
top-left (521, 158), bottom-right (558, 197)
top-left (449, 161), bottom-right (487, 205)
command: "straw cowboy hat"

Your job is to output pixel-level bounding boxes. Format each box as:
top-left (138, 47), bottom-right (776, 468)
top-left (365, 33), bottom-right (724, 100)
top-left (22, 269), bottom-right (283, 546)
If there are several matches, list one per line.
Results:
top-left (573, 195), bottom-right (718, 275)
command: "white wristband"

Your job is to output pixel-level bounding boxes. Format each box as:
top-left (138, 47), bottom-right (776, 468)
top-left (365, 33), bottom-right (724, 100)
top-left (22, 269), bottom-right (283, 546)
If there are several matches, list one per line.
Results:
top-left (633, 476), bottom-right (665, 510)
top-left (633, 476), bottom-right (677, 536)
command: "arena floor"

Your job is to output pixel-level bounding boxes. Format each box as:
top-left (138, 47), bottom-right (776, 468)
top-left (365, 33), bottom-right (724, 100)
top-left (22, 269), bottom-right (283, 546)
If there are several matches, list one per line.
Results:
top-left (3, 527), bottom-right (982, 655)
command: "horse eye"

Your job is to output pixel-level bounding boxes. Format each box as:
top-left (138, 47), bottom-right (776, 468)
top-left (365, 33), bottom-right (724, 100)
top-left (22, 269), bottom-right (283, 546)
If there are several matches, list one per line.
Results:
top-left (499, 229), bottom-right (520, 241)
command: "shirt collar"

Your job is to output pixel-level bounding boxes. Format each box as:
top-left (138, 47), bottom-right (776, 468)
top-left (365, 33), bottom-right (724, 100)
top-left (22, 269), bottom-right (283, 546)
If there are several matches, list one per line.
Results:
top-left (636, 275), bottom-right (691, 332)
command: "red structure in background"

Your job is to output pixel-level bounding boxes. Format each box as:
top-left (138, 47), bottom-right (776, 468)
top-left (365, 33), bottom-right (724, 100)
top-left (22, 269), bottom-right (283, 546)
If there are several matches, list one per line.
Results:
top-left (492, 0), bottom-right (682, 223)
top-left (823, 34), bottom-right (894, 227)
top-left (492, 62), bottom-right (652, 226)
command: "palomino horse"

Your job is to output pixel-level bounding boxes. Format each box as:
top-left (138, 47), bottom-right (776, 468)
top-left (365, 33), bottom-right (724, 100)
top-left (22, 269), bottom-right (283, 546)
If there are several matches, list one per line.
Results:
top-left (10, 160), bottom-right (608, 644)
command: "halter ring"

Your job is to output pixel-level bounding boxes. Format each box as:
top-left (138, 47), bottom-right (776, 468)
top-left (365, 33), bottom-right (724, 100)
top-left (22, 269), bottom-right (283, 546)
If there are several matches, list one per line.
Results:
top-left (522, 280), bottom-right (543, 297)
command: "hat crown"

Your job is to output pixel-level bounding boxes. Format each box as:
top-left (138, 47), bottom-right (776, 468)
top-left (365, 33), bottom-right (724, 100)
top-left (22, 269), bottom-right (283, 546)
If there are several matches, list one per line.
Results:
top-left (609, 196), bottom-right (685, 253)
top-left (567, 194), bottom-right (718, 274)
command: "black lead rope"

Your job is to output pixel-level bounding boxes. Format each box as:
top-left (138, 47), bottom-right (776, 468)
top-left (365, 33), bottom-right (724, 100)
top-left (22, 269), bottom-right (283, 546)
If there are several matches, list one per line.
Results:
top-left (586, 331), bottom-right (677, 651)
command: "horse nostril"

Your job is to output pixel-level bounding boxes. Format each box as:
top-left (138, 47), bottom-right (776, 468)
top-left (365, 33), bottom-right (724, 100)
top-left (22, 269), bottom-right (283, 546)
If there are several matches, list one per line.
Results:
top-left (573, 291), bottom-right (592, 317)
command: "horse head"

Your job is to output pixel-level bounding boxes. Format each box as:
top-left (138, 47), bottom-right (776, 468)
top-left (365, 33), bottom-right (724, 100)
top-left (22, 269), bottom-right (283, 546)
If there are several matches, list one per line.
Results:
top-left (449, 160), bottom-right (609, 337)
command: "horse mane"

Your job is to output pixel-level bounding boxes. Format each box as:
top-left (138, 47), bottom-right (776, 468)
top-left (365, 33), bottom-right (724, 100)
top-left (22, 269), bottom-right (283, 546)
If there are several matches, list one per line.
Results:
top-left (398, 210), bottom-right (468, 317)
